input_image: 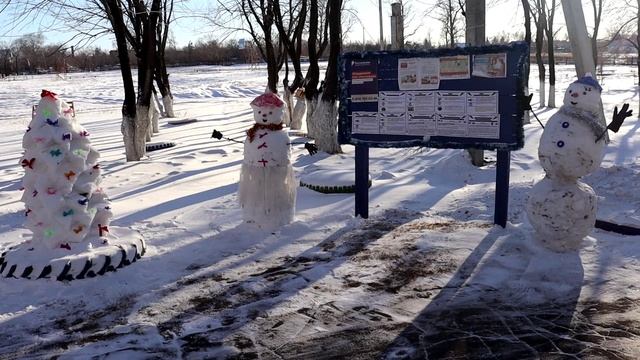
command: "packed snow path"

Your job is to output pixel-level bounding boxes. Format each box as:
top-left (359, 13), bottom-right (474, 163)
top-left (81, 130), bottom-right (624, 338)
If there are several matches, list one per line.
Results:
top-left (0, 65), bottom-right (639, 359)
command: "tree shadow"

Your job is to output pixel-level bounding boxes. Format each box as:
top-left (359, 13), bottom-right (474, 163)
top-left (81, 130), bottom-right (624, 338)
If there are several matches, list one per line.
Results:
top-left (383, 227), bottom-right (587, 359)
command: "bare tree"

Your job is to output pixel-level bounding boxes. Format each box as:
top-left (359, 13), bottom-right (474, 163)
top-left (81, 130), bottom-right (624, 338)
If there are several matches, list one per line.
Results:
top-left (434, 0), bottom-right (465, 46)
top-left (303, 0), bottom-right (330, 138)
top-left (273, 0), bottom-right (307, 127)
top-left (590, 0), bottom-right (605, 66)
top-left (521, 0), bottom-right (533, 122)
top-left (213, 0), bottom-right (286, 93)
top-left (609, 0), bottom-right (639, 109)
top-left (310, 0), bottom-right (342, 153)
top-left (544, 0), bottom-right (557, 107)
top-left (155, 0), bottom-right (175, 117)
top-left (530, 0), bottom-right (547, 108)
top-left (99, 0), bottom-right (141, 160)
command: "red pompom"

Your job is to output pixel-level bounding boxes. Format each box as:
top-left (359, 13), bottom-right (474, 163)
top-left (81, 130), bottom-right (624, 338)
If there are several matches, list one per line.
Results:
top-left (41, 89), bottom-right (58, 99)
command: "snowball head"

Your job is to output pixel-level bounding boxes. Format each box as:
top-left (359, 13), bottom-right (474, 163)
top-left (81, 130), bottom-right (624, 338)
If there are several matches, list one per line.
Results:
top-left (526, 177), bottom-right (597, 252)
top-left (562, 79), bottom-right (601, 114)
top-left (252, 105), bottom-right (284, 125)
top-left (250, 93), bottom-right (285, 125)
top-left (538, 110), bottom-right (605, 181)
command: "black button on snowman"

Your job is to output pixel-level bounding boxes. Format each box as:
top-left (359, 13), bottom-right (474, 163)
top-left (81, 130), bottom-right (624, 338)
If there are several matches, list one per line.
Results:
top-left (526, 74), bottom-right (608, 252)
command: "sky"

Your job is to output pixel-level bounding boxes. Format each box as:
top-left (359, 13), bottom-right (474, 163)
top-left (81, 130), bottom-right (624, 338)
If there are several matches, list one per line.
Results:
top-left (0, 0), bottom-right (631, 51)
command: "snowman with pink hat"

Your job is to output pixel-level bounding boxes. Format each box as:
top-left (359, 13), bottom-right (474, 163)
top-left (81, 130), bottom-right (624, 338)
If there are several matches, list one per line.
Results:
top-left (237, 92), bottom-right (297, 230)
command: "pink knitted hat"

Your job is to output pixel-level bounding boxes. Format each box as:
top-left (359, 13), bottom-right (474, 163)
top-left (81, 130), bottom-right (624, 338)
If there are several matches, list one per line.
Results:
top-left (250, 92), bottom-right (284, 108)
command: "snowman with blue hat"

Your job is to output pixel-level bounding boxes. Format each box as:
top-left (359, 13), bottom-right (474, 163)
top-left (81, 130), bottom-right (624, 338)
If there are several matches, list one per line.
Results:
top-left (526, 73), bottom-right (633, 251)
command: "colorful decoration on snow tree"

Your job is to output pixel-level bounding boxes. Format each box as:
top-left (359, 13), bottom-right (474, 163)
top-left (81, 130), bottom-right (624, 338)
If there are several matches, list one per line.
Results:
top-left (526, 74), bottom-right (633, 251)
top-left (0, 90), bottom-right (145, 281)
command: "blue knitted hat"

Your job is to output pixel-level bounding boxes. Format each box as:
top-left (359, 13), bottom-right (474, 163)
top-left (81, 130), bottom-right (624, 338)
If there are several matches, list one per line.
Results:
top-left (573, 73), bottom-right (602, 92)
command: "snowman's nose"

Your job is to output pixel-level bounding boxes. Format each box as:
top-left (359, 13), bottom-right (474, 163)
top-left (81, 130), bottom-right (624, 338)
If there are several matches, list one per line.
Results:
top-left (262, 113), bottom-right (267, 117)
top-left (571, 92), bottom-right (579, 98)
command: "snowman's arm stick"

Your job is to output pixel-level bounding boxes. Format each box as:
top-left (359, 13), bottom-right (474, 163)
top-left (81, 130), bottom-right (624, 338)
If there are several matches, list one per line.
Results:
top-left (211, 129), bottom-right (244, 144)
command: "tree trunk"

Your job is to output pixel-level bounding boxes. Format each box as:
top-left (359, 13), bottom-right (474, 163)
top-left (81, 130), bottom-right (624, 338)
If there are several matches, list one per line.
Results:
top-left (314, 0), bottom-right (342, 154)
top-left (312, 100), bottom-right (341, 153)
top-left (290, 90), bottom-right (306, 130)
top-left (103, 0), bottom-right (139, 161)
top-left (155, 57), bottom-right (175, 117)
top-left (303, 0), bottom-right (321, 137)
top-left (535, 21), bottom-right (546, 108)
top-left (151, 95), bottom-right (160, 134)
top-left (546, 4), bottom-right (556, 108)
top-left (266, 41), bottom-right (279, 93)
top-left (522, 0), bottom-right (532, 124)
top-left (283, 85), bottom-right (293, 127)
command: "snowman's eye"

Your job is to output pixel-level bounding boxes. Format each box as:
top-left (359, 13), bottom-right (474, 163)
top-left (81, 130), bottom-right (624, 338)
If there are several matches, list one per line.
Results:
top-left (269, 111), bottom-right (272, 115)
top-left (562, 122), bottom-right (569, 128)
top-left (258, 111), bottom-right (261, 114)
top-left (557, 140), bottom-right (565, 148)
top-left (568, 89), bottom-right (572, 93)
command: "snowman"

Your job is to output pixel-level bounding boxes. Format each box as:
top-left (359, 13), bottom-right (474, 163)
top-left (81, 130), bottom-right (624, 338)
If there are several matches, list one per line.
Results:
top-left (238, 92), bottom-right (297, 230)
top-left (526, 74), bottom-right (631, 251)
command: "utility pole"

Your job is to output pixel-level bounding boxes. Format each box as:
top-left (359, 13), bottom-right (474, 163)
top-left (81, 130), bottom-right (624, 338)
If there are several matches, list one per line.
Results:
top-left (391, 2), bottom-right (404, 50)
top-left (561, 0), bottom-right (608, 137)
top-left (379, 0), bottom-right (384, 50)
top-left (465, 0), bottom-right (485, 166)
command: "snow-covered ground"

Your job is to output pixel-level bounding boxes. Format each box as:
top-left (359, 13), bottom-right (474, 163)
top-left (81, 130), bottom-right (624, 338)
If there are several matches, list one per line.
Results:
top-left (0, 64), bottom-right (639, 359)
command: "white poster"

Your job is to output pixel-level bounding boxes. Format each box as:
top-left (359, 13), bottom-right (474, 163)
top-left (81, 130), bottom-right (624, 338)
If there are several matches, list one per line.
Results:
top-left (398, 58), bottom-right (419, 90)
top-left (467, 91), bottom-right (499, 115)
top-left (379, 91), bottom-right (407, 134)
top-left (352, 111), bottom-right (380, 134)
top-left (439, 55), bottom-right (470, 80)
top-left (466, 91), bottom-right (500, 138)
top-left (407, 91), bottom-right (437, 135)
top-left (436, 91), bottom-right (466, 116)
top-left (398, 58), bottom-right (440, 90)
top-left (473, 53), bottom-right (507, 78)
top-left (436, 115), bottom-right (468, 137)
top-left (468, 115), bottom-right (500, 139)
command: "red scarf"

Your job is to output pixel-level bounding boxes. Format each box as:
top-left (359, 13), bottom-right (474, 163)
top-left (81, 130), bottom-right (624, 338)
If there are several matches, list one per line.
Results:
top-left (246, 123), bottom-right (283, 142)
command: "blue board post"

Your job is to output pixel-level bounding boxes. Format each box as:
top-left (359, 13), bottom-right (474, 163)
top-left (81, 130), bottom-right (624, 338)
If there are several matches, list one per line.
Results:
top-left (494, 150), bottom-right (510, 227)
top-left (355, 144), bottom-right (369, 218)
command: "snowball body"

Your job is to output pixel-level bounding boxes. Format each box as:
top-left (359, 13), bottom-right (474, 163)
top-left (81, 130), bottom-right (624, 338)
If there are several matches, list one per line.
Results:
top-left (526, 178), bottom-right (597, 251)
top-left (538, 107), bottom-right (605, 181)
top-left (238, 94), bottom-right (296, 230)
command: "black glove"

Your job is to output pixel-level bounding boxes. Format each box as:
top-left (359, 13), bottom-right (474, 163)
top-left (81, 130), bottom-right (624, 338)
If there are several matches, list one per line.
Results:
top-left (211, 129), bottom-right (223, 140)
top-left (304, 142), bottom-right (318, 155)
top-left (609, 103), bottom-right (633, 133)
top-left (521, 93), bottom-right (533, 111)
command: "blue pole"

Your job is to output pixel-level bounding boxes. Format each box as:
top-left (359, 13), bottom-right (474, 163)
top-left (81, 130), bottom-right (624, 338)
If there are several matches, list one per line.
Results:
top-left (355, 144), bottom-right (369, 218)
top-left (494, 150), bottom-right (510, 227)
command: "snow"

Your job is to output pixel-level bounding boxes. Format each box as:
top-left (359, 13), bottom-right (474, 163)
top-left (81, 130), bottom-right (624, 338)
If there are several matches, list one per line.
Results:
top-left (0, 64), bottom-right (639, 357)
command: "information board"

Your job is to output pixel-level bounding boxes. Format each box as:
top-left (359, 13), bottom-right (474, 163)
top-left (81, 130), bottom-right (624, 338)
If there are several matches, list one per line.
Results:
top-left (339, 42), bottom-right (529, 151)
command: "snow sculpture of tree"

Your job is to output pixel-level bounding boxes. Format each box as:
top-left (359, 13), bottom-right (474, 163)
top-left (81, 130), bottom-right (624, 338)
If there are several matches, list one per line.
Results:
top-left (22, 90), bottom-right (112, 250)
top-left (0, 90), bottom-right (145, 281)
